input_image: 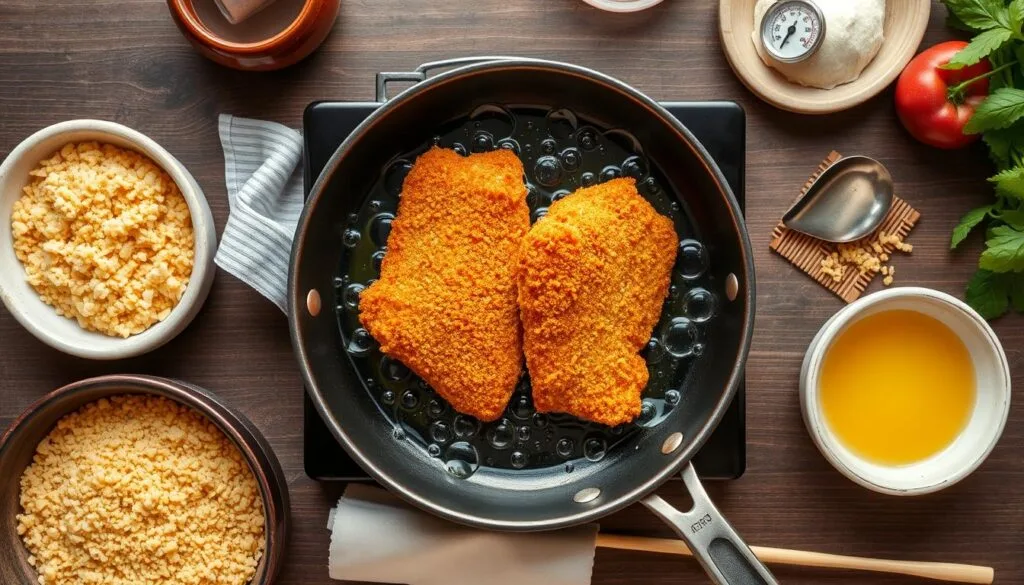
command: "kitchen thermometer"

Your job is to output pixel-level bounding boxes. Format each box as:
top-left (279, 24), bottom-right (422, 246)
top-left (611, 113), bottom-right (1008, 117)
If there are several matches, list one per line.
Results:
top-left (760, 0), bottom-right (826, 64)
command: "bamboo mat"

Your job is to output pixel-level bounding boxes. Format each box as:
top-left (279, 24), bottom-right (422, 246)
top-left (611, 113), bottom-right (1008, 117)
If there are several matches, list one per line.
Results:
top-left (769, 151), bottom-right (920, 303)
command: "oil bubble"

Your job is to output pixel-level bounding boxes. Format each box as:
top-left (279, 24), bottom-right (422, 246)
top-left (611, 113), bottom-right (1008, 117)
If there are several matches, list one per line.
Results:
top-left (393, 427), bottom-right (406, 441)
top-left (622, 155), bottom-right (648, 179)
top-left (665, 389), bottom-right (681, 406)
top-left (342, 229), bottom-right (361, 248)
top-left (427, 399), bottom-right (446, 418)
top-left (444, 442), bottom-right (480, 479)
top-left (580, 172), bottom-right (597, 187)
top-left (400, 390), bottom-right (420, 410)
top-left (559, 147), bottom-right (582, 171)
top-left (368, 214), bottom-right (394, 247)
top-left (551, 189), bottom-right (571, 202)
top-left (498, 138), bottom-right (520, 154)
top-left (371, 250), bottom-right (387, 277)
top-left (517, 426), bottom-right (532, 442)
top-left (662, 317), bottom-right (698, 358)
top-left (540, 138), bottom-right (557, 155)
top-left (546, 108), bottom-right (578, 139)
top-left (510, 451), bottom-right (527, 469)
top-left (454, 415), bottom-right (481, 438)
top-left (430, 421), bottom-right (453, 444)
top-left (472, 131), bottom-right (495, 152)
top-left (427, 444), bottom-right (441, 457)
top-left (511, 395), bottom-right (533, 420)
top-left (452, 143), bottom-right (468, 156)
top-left (368, 200), bottom-right (382, 212)
top-left (642, 338), bottom-right (666, 364)
top-left (684, 288), bottom-right (716, 322)
top-left (600, 166), bottom-right (622, 182)
top-left (486, 419), bottom-right (515, 450)
top-left (577, 127), bottom-right (599, 151)
top-left (342, 283), bottom-right (364, 312)
top-left (556, 438), bottom-right (574, 458)
top-left (380, 356), bottom-right (409, 381)
top-left (526, 185), bottom-right (542, 208)
top-left (637, 400), bottom-right (657, 425)
top-left (678, 240), bottom-right (708, 280)
top-left (565, 463), bottom-right (575, 473)
top-left (532, 413), bottom-right (549, 428)
top-left (532, 207), bottom-right (549, 222)
top-left (381, 390), bottom-right (396, 405)
top-left (468, 104), bottom-right (515, 138)
top-left (584, 438), bottom-right (607, 462)
top-left (642, 176), bottom-right (661, 196)
top-left (347, 328), bottom-right (374, 356)
top-left (346, 212), bottom-right (358, 225)
top-left (534, 156), bottom-right (562, 187)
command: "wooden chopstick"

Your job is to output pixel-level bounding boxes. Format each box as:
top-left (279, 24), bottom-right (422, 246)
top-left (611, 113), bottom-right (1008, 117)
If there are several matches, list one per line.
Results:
top-left (596, 534), bottom-right (994, 584)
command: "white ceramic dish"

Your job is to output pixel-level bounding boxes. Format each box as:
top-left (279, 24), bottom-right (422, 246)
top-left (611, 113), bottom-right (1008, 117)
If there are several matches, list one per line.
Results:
top-left (800, 287), bottom-right (1011, 495)
top-left (0, 120), bottom-right (216, 359)
top-left (581, 0), bottom-right (663, 12)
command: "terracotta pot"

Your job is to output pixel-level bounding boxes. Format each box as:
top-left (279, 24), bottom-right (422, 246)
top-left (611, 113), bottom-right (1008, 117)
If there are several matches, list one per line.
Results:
top-left (167, 0), bottom-right (339, 71)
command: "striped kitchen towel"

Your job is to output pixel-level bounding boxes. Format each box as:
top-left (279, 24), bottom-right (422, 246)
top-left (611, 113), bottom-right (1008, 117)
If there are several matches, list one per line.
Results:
top-left (214, 114), bottom-right (304, 312)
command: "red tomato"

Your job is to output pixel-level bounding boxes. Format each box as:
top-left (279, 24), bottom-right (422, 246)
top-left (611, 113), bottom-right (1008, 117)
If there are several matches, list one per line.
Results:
top-left (895, 41), bottom-right (991, 149)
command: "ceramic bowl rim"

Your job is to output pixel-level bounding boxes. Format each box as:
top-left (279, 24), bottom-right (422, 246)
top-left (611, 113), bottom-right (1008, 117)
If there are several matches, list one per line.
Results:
top-left (0, 119), bottom-right (216, 359)
top-left (0, 374), bottom-right (288, 585)
top-left (800, 286), bottom-right (1011, 496)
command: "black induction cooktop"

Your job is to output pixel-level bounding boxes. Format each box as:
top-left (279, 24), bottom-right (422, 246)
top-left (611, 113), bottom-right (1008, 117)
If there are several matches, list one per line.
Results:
top-left (301, 100), bottom-right (747, 481)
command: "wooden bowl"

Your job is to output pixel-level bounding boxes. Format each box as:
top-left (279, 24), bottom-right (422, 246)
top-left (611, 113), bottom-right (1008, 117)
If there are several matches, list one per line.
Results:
top-left (719, 0), bottom-right (931, 114)
top-left (0, 375), bottom-right (290, 585)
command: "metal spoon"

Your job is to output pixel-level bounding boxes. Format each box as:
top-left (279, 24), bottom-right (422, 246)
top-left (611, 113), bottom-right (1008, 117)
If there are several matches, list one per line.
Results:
top-left (782, 156), bottom-right (894, 243)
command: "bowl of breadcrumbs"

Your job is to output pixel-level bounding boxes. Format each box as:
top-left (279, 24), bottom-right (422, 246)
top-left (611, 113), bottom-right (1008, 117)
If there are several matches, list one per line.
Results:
top-left (0, 374), bottom-right (289, 585)
top-left (0, 120), bottom-right (216, 359)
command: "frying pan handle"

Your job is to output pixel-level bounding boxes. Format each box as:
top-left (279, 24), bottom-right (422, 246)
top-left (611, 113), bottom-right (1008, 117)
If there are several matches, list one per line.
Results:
top-left (375, 56), bottom-right (547, 102)
top-left (641, 463), bottom-right (778, 585)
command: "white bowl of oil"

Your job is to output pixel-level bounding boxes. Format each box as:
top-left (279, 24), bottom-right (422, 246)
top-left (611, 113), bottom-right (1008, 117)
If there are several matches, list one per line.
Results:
top-left (800, 287), bottom-right (1011, 495)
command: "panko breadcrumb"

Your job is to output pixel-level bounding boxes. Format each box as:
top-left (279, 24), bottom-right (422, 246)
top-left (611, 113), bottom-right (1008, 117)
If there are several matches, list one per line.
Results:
top-left (819, 230), bottom-right (913, 287)
top-left (517, 178), bottom-right (678, 426)
top-left (10, 142), bottom-right (194, 337)
top-left (17, 395), bottom-right (265, 585)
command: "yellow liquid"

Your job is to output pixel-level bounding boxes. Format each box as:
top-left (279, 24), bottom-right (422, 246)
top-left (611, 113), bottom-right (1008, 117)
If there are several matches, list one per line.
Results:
top-left (819, 310), bottom-right (975, 465)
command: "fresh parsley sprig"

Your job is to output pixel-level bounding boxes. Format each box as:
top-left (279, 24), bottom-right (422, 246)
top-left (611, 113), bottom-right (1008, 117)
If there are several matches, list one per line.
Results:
top-left (945, 0), bottom-right (1024, 317)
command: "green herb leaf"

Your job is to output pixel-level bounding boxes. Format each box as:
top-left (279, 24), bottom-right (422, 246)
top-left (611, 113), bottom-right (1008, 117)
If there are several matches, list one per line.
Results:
top-left (966, 269), bottom-right (1011, 318)
top-left (1009, 0), bottom-right (1024, 30)
top-left (980, 224), bottom-right (1024, 271)
top-left (948, 27), bottom-right (1014, 68)
top-left (982, 126), bottom-right (1024, 169)
top-left (1011, 272), bottom-right (1024, 312)
top-left (942, 0), bottom-right (1011, 30)
top-left (989, 166), bottom-right (1024, 198)
top-left (953, 205), bottom-right (994, 248)
top-left (965, 88), bottom-right (1024, 133)
top-left (996, 208), bottom-right (1024, 229)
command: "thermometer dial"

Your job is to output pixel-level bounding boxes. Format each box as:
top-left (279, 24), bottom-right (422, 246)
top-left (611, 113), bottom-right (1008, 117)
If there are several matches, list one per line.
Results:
top-left (760, 0), bottom-right (825, 64)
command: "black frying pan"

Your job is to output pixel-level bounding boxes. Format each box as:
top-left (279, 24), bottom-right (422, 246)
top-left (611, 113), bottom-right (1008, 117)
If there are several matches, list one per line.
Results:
top-left (289, 57), bottom-right (774, 585)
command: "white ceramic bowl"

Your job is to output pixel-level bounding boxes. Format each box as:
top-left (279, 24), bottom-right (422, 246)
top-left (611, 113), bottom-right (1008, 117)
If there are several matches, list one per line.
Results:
top-left (581, 0), bottom-right (663, 12)
top-left (800, 287), bottom-right (1011, 495)
top-left (0, 120), bottom-right (216, 359)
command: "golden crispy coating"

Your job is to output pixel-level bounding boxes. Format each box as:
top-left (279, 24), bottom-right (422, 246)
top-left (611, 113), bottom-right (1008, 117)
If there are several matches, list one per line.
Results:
top-left (359, 147), bottom-right (529, 422)
top-left (518, 178), bottom-right (678, 426)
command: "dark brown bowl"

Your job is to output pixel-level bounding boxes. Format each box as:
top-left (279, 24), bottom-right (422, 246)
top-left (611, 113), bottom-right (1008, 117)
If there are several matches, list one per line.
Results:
top-left (0, 375), bottom-right (289, 585)
top-left (166, 0), bottom-right (340, 71)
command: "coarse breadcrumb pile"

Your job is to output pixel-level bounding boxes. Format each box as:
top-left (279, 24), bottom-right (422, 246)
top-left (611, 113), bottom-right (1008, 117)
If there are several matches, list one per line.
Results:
top-left (10, 142), bottom-right (194, 338)
top-left (358, 147), bottom-right (530, 422)
top-left (820, 230), bottom-right (913, 287)
top-left (17, 395), bottom-right (265, 585)
top-left (517, 178), bottom-right (678, 427)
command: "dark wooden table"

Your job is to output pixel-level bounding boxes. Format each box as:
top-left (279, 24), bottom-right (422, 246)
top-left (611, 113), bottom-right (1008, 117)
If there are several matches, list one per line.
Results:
top-left (2, 0), bottom-right (1021, 583)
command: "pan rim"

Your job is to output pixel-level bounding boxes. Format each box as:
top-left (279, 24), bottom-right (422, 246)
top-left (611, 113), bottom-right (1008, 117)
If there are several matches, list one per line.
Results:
top-left (289, 57), bottom-right (756, 530)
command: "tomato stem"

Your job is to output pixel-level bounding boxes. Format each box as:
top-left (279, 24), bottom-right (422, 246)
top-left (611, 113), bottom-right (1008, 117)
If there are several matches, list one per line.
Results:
top-left (947, 62), bottom-right (1015, 103)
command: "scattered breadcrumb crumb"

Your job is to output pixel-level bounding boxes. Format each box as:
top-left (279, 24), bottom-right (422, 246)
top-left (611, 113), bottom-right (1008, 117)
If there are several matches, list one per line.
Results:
top-left (818, 230), bottom-right (912, 285)
top-left (17, 395), bottom-right (265, 585)
top-left (10, 142), bottom-right (194, 338)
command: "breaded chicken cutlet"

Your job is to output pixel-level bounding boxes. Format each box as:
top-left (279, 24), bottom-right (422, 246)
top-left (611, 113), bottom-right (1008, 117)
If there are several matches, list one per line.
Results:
top-left (517, 178), bottom-right (678, 426)
top-left (358, 147), bottom-right (529, 422)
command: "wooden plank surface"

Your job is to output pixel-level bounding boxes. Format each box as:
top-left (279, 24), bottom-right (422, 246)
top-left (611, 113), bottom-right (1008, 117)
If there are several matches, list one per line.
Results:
top-left (1, 0), bottom-right (1021, 583)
